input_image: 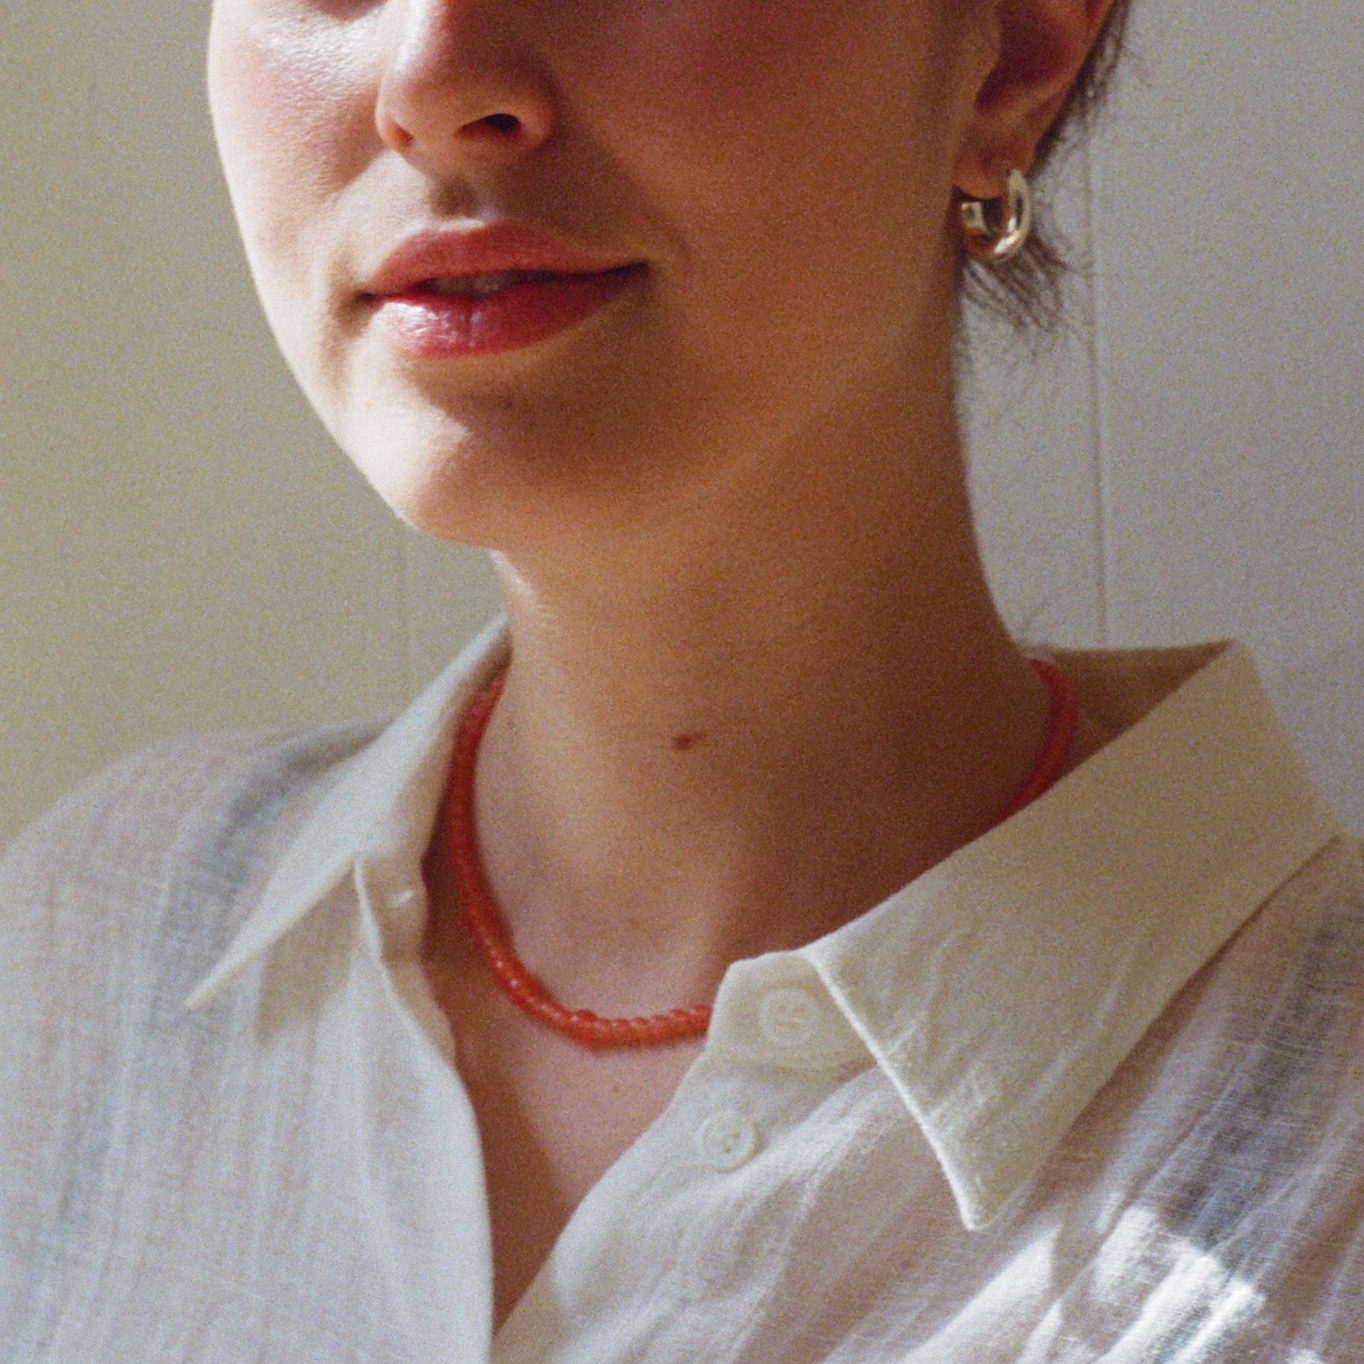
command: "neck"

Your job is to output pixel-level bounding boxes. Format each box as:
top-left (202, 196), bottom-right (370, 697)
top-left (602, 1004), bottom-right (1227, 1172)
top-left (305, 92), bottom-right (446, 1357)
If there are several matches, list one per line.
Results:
top-left (440, 372), bottom-right (1058, 1016)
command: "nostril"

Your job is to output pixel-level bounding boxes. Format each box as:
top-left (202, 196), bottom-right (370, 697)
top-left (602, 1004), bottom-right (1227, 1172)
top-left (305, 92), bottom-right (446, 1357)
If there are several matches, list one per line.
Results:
top-left (475, 113), bottom-right (522, 137)
top-left (377, 86), bottom-right (552, 163)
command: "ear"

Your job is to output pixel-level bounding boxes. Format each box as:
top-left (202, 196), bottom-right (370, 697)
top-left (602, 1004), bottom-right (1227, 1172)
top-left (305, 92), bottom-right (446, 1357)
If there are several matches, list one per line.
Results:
top-left (954, 0), bottom-right (1119, 199)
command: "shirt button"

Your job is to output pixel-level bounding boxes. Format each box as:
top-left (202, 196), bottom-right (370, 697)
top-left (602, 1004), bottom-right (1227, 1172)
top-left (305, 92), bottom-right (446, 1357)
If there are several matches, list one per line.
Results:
top-left (695, 1110), bottom-right (761, 1171)
top-left (757, 985), bottom-right (823, 1051)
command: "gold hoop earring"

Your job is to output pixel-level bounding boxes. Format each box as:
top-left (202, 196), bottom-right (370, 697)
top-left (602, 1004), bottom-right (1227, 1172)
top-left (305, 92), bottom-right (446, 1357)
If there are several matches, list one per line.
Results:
top-left (959, 169), bottom-right (1032, 265)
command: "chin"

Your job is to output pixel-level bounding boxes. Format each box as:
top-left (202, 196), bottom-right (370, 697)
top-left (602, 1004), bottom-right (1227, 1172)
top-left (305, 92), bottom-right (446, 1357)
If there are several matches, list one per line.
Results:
top-left (330, 404), bottom-right (641, 553)
top-left (340, 430), bottom-right (516, 547)
top-left (320, 348), bottom-right (731, 550)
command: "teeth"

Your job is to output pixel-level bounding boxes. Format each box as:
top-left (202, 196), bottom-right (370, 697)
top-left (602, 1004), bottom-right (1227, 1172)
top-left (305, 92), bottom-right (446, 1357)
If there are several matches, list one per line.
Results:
top-left (425, 270), bottom-right (557, 299)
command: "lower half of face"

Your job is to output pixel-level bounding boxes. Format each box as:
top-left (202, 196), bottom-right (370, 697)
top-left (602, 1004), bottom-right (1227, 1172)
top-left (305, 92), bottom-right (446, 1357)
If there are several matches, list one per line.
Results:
top-left (209, 0), bottom-right (978, 552)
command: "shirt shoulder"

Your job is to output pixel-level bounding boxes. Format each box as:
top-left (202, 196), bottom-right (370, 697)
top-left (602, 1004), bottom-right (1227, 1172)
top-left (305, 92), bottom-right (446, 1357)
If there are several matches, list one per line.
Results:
top-left (1029, 835), bottom-right (1364, 1359)
top-left (0, 724), bottom-right (378, 964)
top-left (0, 724), bottom-right (379, 1323)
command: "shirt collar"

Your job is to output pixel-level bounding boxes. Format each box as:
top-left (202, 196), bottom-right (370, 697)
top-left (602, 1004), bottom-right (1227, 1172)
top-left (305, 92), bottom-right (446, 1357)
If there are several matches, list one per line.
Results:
top-left (184, 630), bottom-right (1340, 1233)
top-left (183, 616), bottom-right (509, 1010)
top-left (796, 641), bottom-right (1340, 1229)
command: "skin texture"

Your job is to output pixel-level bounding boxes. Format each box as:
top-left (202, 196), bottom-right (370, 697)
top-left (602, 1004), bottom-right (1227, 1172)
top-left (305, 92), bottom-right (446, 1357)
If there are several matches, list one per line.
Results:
top-left (209, 0), bottom-right (1117, 1331)
top-left (211, 0), bottom-right (975, 546)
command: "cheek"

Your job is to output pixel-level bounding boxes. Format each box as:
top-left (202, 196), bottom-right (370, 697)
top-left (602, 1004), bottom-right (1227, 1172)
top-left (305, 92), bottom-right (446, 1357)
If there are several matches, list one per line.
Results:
top-left (605, 3), bottom-right (787, 128)
top-left (581, 0), bottom-right (957, 180)
top-left (207, 5), bottom-right (376, 296)
top-left (574, 0), bottom-right (965, 369)
top-left (576, 2), bottom-right (829, 175)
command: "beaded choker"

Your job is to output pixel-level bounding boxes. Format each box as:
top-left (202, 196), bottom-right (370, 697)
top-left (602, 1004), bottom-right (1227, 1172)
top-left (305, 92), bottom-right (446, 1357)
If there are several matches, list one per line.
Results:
top-left (446, 658), bottom-right (1077, 1048)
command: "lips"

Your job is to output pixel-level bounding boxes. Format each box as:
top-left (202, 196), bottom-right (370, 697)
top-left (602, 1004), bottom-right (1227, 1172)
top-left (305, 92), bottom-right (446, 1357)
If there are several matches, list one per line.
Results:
top-left (361, 224), bottom-right (644, 360)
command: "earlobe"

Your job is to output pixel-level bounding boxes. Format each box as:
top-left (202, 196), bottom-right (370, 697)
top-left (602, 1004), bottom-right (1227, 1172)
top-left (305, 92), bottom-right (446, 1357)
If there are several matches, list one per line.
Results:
top-left (954, 0), bottom-right (1118, 198)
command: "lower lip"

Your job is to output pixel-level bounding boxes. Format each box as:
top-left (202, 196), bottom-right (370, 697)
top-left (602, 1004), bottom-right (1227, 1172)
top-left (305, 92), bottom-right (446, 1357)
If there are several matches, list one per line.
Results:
top-left (367, 267), bottom-right (641, 360)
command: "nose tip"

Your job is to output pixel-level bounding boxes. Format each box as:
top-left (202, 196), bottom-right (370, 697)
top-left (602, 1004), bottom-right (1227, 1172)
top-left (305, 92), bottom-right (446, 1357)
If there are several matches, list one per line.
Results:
top-left (374, 3), bottom-right (555, 171)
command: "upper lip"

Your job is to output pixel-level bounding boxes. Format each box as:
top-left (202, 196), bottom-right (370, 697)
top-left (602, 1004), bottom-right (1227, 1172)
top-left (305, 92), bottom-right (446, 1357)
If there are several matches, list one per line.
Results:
top-left (361, 223), bottom-right (640, 297)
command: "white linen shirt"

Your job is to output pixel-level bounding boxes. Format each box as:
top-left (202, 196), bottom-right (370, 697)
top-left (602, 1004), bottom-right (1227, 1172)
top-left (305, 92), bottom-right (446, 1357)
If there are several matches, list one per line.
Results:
top-left (4, 621), bottom-right (1364, 1362)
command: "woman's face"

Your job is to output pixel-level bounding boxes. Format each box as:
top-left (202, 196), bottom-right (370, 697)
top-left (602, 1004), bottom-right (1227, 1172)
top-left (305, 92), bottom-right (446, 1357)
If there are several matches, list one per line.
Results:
top-left (208, 0), bottom-right (996, 547)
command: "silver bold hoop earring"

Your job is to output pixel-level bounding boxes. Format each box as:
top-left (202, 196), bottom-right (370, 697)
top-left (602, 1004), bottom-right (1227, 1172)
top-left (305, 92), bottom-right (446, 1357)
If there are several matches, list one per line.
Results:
top-left (959, 168), bottom-right (1033, 265)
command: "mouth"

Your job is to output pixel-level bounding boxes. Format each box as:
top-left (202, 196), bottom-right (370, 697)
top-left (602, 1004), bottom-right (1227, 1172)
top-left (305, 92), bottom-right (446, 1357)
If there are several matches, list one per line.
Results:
top-left (363, 262), bottom-right (645, 361)
top-left (359, 221), bottom-right (646, 361)
top-left (413, 269), bottom-right (580, 300)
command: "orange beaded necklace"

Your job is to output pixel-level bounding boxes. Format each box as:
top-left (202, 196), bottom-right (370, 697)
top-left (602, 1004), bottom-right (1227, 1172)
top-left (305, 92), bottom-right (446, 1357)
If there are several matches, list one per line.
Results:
top-left (446, 658), bottom-right (1077, 1048)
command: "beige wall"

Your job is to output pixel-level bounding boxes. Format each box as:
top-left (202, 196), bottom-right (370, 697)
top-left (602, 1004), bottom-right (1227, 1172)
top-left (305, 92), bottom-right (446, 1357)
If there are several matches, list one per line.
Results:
top-left (0, 0), bottom-right (500, 845)
top-left (3, 0), bottom-right (1362, 846)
